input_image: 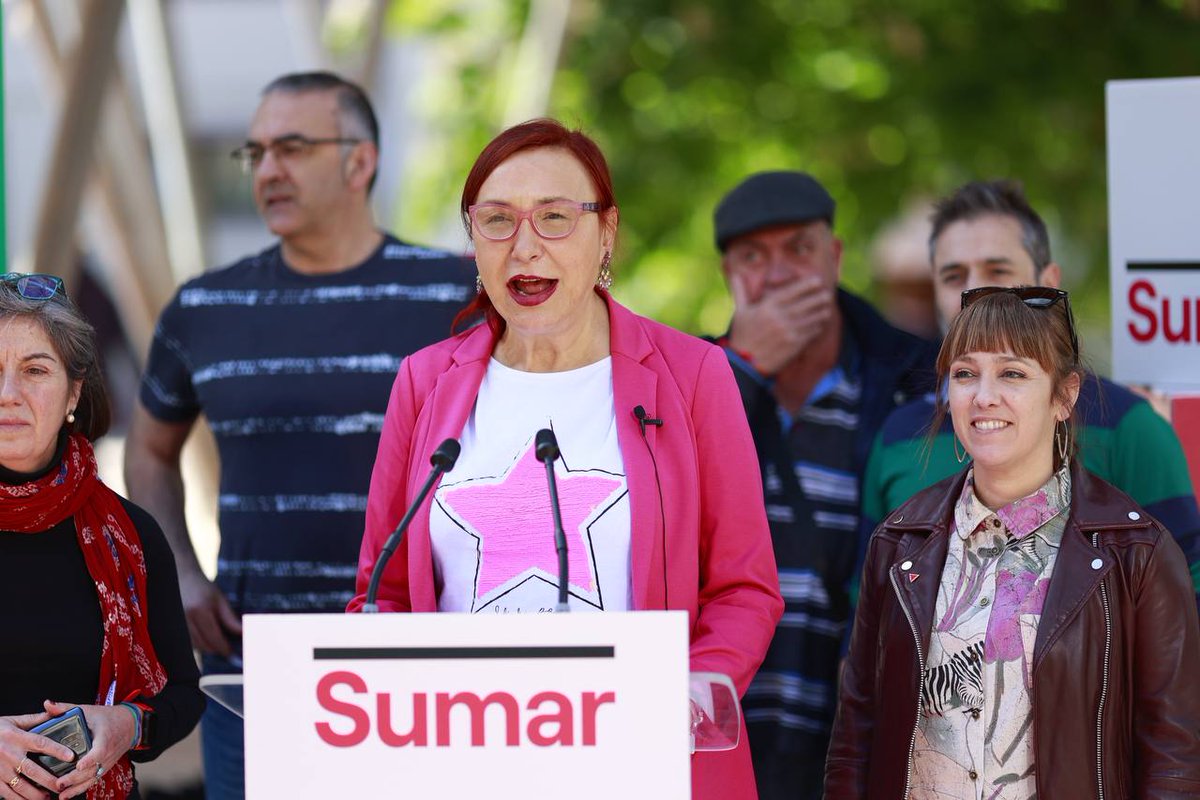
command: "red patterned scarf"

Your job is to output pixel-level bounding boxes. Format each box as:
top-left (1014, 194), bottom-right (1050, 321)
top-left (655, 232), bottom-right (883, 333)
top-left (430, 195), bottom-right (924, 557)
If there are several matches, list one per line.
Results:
top-left (0, 434), bottom-right (167, 799)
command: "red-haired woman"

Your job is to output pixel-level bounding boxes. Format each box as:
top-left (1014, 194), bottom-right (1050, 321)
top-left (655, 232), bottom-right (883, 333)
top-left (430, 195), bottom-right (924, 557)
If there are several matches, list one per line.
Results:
top-left (348, 119), bottom-right (782, 798)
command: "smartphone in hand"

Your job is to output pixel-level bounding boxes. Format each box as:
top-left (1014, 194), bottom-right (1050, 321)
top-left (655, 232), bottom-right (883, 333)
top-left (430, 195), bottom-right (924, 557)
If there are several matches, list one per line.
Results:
top-left (28, 706), bottom-right (93, 777)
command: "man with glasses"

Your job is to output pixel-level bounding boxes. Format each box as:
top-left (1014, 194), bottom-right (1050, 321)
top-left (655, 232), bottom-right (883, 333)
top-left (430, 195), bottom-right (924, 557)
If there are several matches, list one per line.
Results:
top-left (124, 71), bottom-right (474, 799)
top-left (859, 179), bottom-right (1200, 610)
top-left (709, 171), bottom-right (938, 800)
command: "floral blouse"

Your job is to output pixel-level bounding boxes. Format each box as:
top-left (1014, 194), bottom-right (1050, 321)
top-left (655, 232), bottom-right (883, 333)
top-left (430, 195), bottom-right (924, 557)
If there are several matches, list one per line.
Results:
top-left (909, 467), bottom-right (1071, 800)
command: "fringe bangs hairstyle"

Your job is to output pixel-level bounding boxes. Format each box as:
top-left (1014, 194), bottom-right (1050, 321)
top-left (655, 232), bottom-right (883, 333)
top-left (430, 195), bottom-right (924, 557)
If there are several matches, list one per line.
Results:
top-left (932, 291), bottom-right (1084, 471)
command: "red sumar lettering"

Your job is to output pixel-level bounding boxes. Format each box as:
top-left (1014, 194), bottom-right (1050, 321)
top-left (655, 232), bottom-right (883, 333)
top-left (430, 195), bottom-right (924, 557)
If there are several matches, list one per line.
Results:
top-left (314, 670), bottom-right (617, 748)
top-left (1128, 279), bottom-right (1197, 343)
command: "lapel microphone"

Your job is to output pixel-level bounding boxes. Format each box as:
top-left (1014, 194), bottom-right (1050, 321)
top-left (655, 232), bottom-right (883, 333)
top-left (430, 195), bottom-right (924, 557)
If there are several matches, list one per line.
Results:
top-left (632, 406), bottom-right (669, 609)
top-left (633, 405), bottom-right (663, 435)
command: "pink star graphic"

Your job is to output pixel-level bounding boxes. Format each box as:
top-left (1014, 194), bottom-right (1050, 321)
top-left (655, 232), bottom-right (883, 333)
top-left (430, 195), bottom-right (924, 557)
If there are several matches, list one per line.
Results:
top-left (439, 441), bottom-right (624, 603)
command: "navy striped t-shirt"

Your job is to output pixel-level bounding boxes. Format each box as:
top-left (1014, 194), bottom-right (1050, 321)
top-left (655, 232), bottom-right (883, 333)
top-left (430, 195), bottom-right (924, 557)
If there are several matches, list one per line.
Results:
top-left (737, 335), bottom-right (862, 745)
top-left (140, 235), bottom-right (475, 614)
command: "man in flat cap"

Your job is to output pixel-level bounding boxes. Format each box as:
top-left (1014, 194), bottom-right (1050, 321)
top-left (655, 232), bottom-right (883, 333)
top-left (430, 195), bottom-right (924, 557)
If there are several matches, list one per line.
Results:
top-left (712, 171), bottom-right (937, 800)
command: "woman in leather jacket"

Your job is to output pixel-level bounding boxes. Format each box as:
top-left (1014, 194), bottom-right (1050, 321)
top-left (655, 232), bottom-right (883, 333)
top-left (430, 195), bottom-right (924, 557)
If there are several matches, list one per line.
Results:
top-left (825, 288), bottom-right (1200, 799)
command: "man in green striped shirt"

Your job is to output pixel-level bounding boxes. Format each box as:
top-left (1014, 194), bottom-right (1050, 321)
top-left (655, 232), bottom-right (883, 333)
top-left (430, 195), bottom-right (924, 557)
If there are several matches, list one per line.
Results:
top-left (859, 180), bottom-right (1200, 603)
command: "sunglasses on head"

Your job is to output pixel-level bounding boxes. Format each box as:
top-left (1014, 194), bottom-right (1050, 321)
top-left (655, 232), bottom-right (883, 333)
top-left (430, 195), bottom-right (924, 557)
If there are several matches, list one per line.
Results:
top-left (960, 285), bottom-right (1079, 363)
top-left (1, 273), bottom-right (66, 301)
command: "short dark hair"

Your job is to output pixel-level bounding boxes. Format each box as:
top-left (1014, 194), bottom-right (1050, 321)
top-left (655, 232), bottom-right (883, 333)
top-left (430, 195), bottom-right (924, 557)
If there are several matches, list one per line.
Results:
top-left (929, 180), bottom-right (1052, 274)
top-left (262, 71), bottom-right (381, 192)
top-left (0, 286), bottom-right (110, 441)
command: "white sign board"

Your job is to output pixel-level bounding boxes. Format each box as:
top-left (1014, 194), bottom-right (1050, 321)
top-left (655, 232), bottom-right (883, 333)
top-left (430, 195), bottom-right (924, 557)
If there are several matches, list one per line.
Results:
top-left (244, 611), bottom-right (690, 799)
top-left (1107, 77), bottom-right (1200, 392)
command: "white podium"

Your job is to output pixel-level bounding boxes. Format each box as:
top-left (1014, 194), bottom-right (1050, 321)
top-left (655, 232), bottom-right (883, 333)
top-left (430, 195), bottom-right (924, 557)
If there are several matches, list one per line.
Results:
top-left (242, 611), bottom-right (691, 798)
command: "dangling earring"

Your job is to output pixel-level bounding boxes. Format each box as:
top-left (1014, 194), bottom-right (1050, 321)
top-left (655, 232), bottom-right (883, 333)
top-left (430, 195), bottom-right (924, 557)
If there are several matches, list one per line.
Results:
top-left (596, 252), bottom-right (613, 290)
top-left (66, 411), bottom-right (76, 425)
top-left (475, 274), bottom-right (483, 294)
top-left (953, 435), bottom-right (968, 464)
top-left (1056, 419), bottom-right (1070, 464)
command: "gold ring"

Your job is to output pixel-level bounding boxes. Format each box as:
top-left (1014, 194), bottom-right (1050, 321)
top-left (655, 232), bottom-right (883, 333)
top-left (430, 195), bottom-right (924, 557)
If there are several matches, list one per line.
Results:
top-left (15, 758), bottom-right (27, 776)
top-left (8, 774), bottom-right (20, 788)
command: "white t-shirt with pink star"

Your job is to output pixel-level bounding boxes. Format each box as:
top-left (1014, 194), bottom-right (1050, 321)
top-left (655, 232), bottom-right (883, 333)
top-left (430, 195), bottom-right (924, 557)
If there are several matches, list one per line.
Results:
top-left (429, 356), bottom-right (631, 614)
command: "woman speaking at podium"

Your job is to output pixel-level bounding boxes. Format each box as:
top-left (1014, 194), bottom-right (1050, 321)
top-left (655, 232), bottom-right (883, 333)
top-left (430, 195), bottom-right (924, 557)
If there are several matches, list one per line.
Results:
top-left (348, 119), bottom-right (783, 798)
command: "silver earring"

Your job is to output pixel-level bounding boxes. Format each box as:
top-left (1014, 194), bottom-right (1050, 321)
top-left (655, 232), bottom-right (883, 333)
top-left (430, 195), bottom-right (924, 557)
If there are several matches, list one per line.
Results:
top-left (953, 435), bottom-right (967, 464)
top-left (475, 275), bottom-right (483, 294)
top-left (66, 412), bottom-right (76, 425)
top-left (1056, 419), bottom-right (1070, 464)
top-left (596, 252), bottom-right (613, 290)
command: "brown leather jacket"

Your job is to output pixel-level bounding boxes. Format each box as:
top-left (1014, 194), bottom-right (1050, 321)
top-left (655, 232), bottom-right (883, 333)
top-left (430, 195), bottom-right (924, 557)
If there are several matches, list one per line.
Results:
top-left (825, 461), bottom-right (1200, 799)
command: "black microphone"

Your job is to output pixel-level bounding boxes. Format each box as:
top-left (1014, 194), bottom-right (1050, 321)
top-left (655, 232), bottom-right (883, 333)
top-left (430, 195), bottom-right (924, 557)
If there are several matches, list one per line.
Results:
top-left (535, 428), bottom-right (570, 612)
top-left (363, 438), bottom-right (460, 613)
top-left (633, 405), bottom-right (663, 435)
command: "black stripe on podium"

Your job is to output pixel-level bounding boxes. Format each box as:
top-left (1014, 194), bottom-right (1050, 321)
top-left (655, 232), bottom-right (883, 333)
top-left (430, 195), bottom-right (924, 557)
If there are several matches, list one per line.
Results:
top-left (1127, 261), bottom-right (1200, 271)
top-left (313, 646), bottom-right (615, 660)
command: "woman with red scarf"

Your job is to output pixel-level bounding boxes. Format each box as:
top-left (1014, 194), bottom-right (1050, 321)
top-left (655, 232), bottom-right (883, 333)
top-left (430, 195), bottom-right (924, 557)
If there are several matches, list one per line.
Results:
top-left (0, 275), bottom-right (203, 800)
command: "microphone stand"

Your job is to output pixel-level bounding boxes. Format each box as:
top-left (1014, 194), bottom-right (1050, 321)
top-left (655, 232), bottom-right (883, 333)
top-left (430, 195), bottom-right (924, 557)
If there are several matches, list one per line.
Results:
top-left (363, 438), bottom-right (460, 613)
top-left (535, 429), bottom-right (570, 612)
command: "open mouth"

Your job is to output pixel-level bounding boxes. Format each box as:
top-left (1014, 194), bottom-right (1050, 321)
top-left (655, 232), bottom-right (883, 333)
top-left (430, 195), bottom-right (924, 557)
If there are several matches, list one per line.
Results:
top-left (972, 419), bottom-right (1011, 431)
top-left (507, 276), bottom-right (558, 306)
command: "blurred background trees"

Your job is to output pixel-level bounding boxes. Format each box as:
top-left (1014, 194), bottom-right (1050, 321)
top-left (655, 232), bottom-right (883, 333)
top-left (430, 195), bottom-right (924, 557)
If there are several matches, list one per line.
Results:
top-left (389, 0), bottom-right (1200, 365)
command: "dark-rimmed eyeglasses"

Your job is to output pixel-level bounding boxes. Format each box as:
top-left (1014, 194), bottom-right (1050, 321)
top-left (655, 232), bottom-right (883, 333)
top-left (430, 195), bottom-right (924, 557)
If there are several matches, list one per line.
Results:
top-left (468, 201), bottom-right (602, 241)
top-left (1, 273), bottom-right (66, 301)
top-left (961, 285), bottom-right (1079, 363)
top-left (230, 135), bottom-right (362, 174)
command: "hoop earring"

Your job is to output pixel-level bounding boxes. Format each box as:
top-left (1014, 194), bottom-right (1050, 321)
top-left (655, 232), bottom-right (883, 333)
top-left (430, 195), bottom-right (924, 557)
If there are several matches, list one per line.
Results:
top-left (1056, 419), bottom-right (1070, 465)
top-left (596, 252), bottom-right (613, 290)
top-left (954, 435), bottom-right (967, 464)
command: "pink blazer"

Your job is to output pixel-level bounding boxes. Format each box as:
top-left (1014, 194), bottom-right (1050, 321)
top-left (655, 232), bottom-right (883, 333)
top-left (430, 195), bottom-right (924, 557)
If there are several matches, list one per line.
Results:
top-left (349, 292), bottom-right (782, 799)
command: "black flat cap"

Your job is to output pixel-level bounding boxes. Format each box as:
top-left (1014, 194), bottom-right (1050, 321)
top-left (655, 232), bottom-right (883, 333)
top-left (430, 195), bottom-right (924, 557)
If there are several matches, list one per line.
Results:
top-left (714, 171), bottom-right (836, 251)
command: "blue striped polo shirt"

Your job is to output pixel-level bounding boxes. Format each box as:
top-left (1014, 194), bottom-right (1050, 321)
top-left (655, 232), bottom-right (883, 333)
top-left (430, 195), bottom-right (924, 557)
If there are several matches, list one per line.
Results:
top-left (140, 235), bottom-right (476, 614)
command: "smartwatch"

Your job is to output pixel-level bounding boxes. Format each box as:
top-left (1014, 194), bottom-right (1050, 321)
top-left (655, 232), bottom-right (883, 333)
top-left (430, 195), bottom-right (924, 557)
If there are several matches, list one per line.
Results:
top-left (127, 702), bottom-right (156, 750)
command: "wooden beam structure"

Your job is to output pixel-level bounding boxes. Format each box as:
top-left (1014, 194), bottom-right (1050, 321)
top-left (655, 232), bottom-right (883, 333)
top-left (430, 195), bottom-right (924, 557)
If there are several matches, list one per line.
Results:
top-left (29, 0), bottom-right (125, 285)
top-left (128, 0), bottom-right (207, 285)
top-left (357, 0), bottom-right (389, 89)
top-left (283, 0), bottom-right (332, 70)
top-left (25, 0), bottom-right (171, 357)
top-left (23, 0), bottom-right (220, 573)
top-left (501, 0), bottom-right (572, 128)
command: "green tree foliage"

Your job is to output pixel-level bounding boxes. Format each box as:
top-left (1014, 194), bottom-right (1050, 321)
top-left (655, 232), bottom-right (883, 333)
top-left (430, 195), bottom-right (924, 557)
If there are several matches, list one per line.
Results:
top-left (392, 0), bottom-right (1200, 351)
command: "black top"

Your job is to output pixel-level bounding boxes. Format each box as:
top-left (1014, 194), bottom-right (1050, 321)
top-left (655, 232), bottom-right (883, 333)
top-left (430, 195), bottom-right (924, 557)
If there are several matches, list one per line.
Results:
top-left (0, 444), bottom-right (204, 765)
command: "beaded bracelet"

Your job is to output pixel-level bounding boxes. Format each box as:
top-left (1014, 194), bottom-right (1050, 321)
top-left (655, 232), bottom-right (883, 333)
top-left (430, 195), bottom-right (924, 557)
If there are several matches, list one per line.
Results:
top-left (118, 702), bottom-right (142, 750)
